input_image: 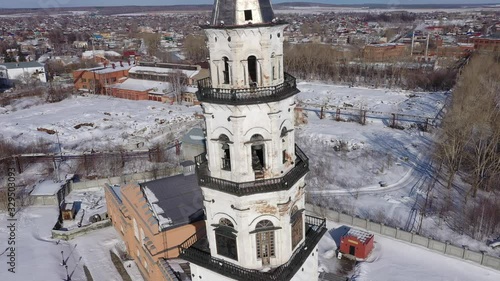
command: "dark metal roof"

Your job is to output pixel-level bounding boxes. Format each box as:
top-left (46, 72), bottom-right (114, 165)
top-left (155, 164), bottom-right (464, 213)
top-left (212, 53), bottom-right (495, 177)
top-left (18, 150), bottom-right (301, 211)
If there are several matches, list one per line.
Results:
top-left (211, 0), bottom-right (275, 26)
top-left (140, 173), bottom-right (204, 229)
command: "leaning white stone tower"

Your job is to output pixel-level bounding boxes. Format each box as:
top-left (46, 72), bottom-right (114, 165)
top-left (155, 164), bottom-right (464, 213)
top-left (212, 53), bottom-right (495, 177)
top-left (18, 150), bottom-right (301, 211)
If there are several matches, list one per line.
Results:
top-left (179, 1), bottom-right (326, 280)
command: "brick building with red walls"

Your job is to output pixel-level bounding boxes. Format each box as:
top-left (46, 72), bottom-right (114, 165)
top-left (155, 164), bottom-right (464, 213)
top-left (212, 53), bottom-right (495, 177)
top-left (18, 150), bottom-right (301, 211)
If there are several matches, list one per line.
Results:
top-left (363, 43), bottom-right (407, 62)
top-left (73, 62), bottom-right (133, 95)
top-left (339, 228), bottom-right (374, 259)
top-left (470, 37), bottom-right (500, 51)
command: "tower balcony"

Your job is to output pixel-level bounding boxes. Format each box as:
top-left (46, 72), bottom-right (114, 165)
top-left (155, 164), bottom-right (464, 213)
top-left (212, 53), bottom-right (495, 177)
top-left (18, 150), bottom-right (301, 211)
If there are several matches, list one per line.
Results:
top-left (178, 215), bottom-right (327, 281)
top-left (194, 144), bottom-right (309, 197)
top-left (196, 72), bottom-right (300, 105)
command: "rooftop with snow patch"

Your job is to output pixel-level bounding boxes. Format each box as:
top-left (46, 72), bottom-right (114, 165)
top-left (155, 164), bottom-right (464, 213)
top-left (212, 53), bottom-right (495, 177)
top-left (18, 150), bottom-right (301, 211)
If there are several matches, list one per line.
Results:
top-left (30, 180), bottom-right (66, 196)
top-left (107, 78), bottom-right (173, 94)
top-left (343, 228), bottom-right (373, 244)
top-left (141, 173), bottom-right (204, 230)
top-left (181, 127), bottom-right (206, 146)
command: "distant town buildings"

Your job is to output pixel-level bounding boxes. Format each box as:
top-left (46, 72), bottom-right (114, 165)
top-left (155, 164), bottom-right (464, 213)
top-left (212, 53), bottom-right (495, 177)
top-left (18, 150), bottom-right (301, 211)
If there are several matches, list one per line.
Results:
top-left (73, 61), bottom-right (208, 103)
top-left (363, 43), bottom-right (407, 61)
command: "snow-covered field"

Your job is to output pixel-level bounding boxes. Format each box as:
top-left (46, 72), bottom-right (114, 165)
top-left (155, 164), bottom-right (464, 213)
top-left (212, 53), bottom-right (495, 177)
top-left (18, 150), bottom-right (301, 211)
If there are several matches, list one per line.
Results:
top-left (295, 83), bottom-right (499, 256)
top-left (0, 94), bottom-right (201, 152)
top-left (296, 83), bottom-right (446, 190)
top-left (318, 221), bottom-right (500, 281)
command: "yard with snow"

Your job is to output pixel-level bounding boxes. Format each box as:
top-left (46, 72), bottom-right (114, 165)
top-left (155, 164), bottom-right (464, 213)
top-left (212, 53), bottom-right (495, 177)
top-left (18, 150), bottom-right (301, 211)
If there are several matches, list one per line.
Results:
top-left (0, 206), bottom-right (141, 281)
top-left (318, 222), bottom-right (500, 281)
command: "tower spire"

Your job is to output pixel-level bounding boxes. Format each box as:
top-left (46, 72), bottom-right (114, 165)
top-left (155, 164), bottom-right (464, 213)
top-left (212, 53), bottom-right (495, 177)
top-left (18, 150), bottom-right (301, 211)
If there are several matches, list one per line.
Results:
top-left (211, 0), bottom-right (275, 26)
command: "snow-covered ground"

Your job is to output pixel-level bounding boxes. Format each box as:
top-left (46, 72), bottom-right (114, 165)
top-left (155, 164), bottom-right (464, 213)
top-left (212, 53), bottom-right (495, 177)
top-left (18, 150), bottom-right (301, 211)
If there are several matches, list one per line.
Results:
top-left (295, 82), bottom-right (499, 256)
top-left (0, 206), bottom-right (141, 281)
top-left (0, 94), bottom-right (201, 152)
top-left (296, 83), bottom-right (445, 190)
top-left (71, 227), bottom-right (144, 281)
top-left (0, 206), bottom-right (86, 281)
top-left (318, 221), bottom-right (500, 281)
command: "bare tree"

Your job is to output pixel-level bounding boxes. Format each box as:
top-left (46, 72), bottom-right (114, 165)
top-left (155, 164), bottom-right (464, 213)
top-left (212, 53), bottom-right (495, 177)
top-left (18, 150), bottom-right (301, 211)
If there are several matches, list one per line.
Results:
top-left (169, 69), bottom-right (187, 104)
top-left (141, 33), bottom-right (162, 57)
top-left (183, 34), bottom-right (208, 63)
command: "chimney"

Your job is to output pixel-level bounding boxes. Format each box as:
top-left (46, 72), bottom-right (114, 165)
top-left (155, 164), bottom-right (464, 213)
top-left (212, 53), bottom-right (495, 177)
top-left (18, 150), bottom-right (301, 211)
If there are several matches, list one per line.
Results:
top-left (112, 63), bottom-right (115, 69)
top-left (103, 61), bottom-right (108, 68)
top-left (120, 61), bottom-right (123, 67)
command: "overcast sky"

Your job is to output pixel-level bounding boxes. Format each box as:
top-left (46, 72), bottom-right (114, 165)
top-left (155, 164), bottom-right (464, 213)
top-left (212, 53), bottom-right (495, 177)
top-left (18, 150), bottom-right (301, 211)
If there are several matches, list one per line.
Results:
top-left (1, 0), bottom-right (498, 9)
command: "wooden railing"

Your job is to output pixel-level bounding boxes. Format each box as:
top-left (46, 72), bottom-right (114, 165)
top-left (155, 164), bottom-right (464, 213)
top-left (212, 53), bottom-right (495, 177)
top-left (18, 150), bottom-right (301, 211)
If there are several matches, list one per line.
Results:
top-left (194, 145), bottom-right (309, 196)
top-left (196, 72), bottom-right (299, 105)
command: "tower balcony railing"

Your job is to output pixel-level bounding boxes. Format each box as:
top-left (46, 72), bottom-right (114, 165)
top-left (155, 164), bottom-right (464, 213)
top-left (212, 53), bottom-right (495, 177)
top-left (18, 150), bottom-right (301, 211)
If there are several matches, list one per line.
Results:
top-left (196, 72), bottom-right (300, 105)
top-left (178, 215), bottom-right (327, 281)
top-left (194, 144), bottom-right (309, 196)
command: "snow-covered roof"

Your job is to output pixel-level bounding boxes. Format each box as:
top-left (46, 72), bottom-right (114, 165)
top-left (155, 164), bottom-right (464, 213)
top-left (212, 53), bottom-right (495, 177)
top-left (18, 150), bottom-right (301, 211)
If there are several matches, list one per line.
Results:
top-left (181, 127), bottom-right (205, 146)
top-left (77, 64), bottom-right (132, 74)
top-left (108, 78), bottom-right (173, 94)
top-left (344, 228), bottom-right (373, 244)
top-left (1, 61), bottom-right (44, 70)
top-left (141, 174), bottom-right (203, 230)
top-left (31, 180), bottom-right (65, 196)
top-left (129, 65), bottom-right (200, 78)
top-left (82, 50), bottom-right (121, 58)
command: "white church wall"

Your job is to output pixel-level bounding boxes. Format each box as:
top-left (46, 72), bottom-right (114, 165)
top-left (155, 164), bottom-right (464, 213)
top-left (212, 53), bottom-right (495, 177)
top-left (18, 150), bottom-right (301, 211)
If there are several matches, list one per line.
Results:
top-left (205, 25), bottom-right (286, 89)
top-left (202, 96), bottom-right (296, 182)
top-left (201, 176), bottom-right (306, 269)
top-left (290, 245), bottom-right (320, 281)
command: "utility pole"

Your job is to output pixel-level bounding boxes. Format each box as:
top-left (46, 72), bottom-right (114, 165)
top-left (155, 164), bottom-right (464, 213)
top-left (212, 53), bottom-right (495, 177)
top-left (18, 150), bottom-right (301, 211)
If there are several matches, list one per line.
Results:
top-left (54, 130), bottom-right (62, 181)
top-left (425, 33), bottom-right (430, 59)
top-left (410, 31), bottom-right (415, 57)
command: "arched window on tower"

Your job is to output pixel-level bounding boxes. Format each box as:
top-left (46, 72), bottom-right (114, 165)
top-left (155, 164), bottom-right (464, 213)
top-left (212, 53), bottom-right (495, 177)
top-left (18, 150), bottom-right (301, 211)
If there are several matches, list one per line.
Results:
top-left (255, 220), bottom-right (275, 265)
top-left (215, 218), bottom-right (238, 260)
top-left (250, 134), bottom-right (265, 178)
top-left (247, 55), bottom-right (257, 87)
top-left (281, 127), bottom-right (289, 164)
top-left (222, 57), bottom-right (230, 84)
top-left (271, 53), bottom-right (276, 81)
top-left (219, 134), bottom-right (231, 171)
top-left (291, 206), bottom-right (303, 249)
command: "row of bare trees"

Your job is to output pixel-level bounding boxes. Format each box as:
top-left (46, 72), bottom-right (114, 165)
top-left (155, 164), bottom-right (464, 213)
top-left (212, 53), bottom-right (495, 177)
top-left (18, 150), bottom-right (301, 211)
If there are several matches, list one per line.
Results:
top-left (435, 52), bottom-right (500, 199)
top-left (284, 43), bottom-right (457, 91)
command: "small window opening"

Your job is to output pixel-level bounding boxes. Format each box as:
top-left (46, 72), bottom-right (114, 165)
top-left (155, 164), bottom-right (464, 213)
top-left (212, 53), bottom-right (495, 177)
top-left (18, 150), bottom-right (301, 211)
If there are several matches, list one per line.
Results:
top-left (244, 10), bottom-right (253, 21)
top-left (223, 57), bottom-right (229, 84)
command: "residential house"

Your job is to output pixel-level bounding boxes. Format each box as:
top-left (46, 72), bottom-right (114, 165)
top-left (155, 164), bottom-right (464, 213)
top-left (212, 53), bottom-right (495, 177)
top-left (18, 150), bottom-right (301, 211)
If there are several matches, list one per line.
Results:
top-left (0, 61), bottom-right (47, 83)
